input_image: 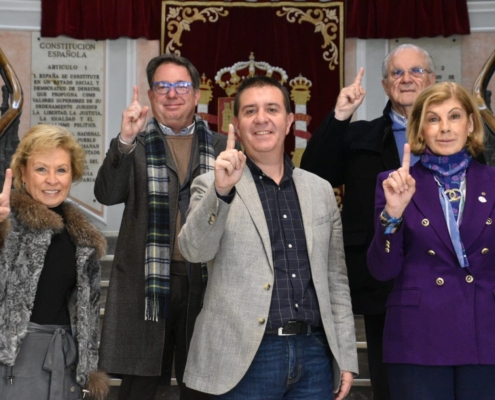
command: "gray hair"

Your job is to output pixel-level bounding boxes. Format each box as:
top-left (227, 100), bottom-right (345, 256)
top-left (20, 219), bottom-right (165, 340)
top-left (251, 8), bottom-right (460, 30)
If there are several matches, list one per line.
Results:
top-left (382, 44), bottom-right (435, 79)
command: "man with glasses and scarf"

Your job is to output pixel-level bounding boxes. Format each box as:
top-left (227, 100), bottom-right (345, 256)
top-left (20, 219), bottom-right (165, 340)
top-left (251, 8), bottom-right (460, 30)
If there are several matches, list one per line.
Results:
top-left (301, 44), bottom-right (435, 400)
top-left (96, 54), bottom-right (229, 400)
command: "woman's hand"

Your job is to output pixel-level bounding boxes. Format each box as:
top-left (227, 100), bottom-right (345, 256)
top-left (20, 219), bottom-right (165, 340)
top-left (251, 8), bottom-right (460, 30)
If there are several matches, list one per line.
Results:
top-left (0, 169), bottom-right (12, 223)
top-left (383, 144), bottom-right (416, 218)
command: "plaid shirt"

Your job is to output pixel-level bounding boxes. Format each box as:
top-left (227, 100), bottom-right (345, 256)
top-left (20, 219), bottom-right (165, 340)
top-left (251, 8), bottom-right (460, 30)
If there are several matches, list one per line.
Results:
top-left (246, 155), bottom-right (321, 329)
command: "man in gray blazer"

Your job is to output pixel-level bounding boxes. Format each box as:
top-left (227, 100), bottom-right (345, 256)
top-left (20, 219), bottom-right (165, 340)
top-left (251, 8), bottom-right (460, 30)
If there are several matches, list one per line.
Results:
top-left (179, 76), bottom-right (358, 399)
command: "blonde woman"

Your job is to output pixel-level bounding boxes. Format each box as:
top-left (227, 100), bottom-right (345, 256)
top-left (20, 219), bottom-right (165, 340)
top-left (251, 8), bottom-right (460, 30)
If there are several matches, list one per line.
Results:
top-left (0, 124), bottom-right (108, 399)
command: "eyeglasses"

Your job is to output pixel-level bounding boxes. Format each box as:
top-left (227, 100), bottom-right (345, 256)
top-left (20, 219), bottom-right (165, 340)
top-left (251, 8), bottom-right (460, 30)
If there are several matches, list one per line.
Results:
top-left (388, 68), bottom-right (431, 80)
top-left (153, 81), bottom-right (193, 95)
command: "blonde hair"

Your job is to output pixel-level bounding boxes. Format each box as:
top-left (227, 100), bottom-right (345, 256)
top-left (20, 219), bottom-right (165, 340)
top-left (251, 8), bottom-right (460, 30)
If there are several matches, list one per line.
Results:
top-left (408, 82), bottom-right (484, 157)
top-left (10, 124), bottom-right (86, 189)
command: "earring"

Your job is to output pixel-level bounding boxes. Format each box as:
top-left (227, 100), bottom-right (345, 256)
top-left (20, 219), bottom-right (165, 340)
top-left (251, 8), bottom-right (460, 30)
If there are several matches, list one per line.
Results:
top-left (22, 182), bottom-right (26, 189)
top-left (418, 137), bottom-right (424, 144)
top-left (467, 132), bottom-right (472, 138)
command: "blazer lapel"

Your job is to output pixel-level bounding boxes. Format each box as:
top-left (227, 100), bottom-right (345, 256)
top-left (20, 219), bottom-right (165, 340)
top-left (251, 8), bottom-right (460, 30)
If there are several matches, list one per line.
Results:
top-left (460, 162), bottom-right (495, 251)
top-left (410, 165), bottom-right (455, 253)
top-left (235, 167), bottom-right (274, 271)
top-left (292, 169), bottom-right (313, 259)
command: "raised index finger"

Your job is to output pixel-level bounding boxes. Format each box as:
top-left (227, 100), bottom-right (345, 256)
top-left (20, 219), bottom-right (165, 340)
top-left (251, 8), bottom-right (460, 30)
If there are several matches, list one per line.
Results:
top-left (227, 123), bottom-right (236, 150)
top-left (2, 169), bottom-right (12, 198)
top-left (402, 143), bottom-right (411, 173)
top-left (353, 67), bottom-right (364, 86)
top-left (132, 85), bottom-right (139, 104)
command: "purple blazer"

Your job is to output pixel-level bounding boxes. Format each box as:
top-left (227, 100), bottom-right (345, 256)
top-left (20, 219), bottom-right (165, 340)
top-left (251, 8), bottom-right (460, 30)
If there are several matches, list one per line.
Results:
top-left (367, 160), bottom-right (495, 366)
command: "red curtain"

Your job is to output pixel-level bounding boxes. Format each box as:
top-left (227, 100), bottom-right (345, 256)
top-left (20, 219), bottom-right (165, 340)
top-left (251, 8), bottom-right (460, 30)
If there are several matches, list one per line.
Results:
top-left (41, 0), bottom-right (471, 41)
top-left (346, 0), bottom-right (470, 39)
top-left (159, 1), bottom-right (345, 154)
top-left (41, 0), bottom-right (162, 40)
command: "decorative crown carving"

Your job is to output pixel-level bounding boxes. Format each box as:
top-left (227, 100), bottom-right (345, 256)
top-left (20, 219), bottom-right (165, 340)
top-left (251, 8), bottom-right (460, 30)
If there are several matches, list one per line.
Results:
top-left (199, 73), bottom-right (213, 104)
top-left (290, 74), bottom-right (312, 105)
top-left (215, 52), bottom-right (288, 97)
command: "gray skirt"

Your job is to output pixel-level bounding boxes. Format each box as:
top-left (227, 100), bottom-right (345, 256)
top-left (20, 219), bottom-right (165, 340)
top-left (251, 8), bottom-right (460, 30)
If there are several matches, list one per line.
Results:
top-left (0, 322), bottom-right (83, 400)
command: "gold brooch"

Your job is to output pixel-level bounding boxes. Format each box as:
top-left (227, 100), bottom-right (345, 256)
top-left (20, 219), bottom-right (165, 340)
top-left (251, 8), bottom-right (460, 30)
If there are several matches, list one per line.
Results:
top-left (444, 189), bottom-right (461, 202)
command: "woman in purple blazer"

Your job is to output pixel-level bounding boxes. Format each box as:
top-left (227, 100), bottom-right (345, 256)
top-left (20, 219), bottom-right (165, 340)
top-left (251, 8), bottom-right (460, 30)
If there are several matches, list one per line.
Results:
top-left (367, 82), bottom-right (495, 400)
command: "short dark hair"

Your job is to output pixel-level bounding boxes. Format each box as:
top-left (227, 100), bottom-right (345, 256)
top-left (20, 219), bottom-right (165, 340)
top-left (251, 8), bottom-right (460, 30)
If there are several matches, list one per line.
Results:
top-left (233, 76), bottom-right (292, 117)
top-left (146, 53), bottom-right (200, 91)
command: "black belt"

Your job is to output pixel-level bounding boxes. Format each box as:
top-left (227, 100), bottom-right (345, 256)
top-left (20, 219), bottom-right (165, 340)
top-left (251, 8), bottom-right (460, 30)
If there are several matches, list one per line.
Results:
top-left (265, 321), bottom-right (323, 336)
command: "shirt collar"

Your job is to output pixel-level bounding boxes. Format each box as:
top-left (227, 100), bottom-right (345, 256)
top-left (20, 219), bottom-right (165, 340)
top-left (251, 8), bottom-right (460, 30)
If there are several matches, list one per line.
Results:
top-left (159, 120), bottom-right (195, 136)
top-left (246, 153), bottom-right (295, 182)
top-left (390, 109), bottom-right (408, 129)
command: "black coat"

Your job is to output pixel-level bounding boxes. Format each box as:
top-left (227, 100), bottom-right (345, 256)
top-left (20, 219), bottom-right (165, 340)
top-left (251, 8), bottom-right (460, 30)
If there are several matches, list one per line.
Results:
top-left (301, 101), bottom-right (398, 315)
top-left (95, 120), bottom-right (228, 376)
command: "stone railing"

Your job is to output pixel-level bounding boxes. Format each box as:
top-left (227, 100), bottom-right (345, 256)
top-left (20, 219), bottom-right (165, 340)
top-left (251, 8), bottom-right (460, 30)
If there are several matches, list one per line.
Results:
top-left (473, 49), bottom-right (495, 166)
top-left (0, 46), bottom-right (23, 186)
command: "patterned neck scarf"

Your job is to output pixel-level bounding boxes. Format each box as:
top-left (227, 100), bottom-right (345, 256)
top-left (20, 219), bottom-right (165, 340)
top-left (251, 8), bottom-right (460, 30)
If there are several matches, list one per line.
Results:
top-left (420, 148), bottom-right (472, 268)
top-left (144, 116), bottom-right (215, 321)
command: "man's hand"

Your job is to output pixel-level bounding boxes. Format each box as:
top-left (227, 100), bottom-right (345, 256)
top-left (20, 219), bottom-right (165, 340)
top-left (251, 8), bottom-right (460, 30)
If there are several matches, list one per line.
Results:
top-left (383, 143), bottom-right (416, 218)
top-left (214, 124), bottom-right (246, 196)
top-left (120, 86), bottom-right (149, 143)
top-left (0, 169), bottom-right (12, 223)
top-left (334, 371), bottom-right (353, 400)
top-left (334, 68), bottom-right (366, 121)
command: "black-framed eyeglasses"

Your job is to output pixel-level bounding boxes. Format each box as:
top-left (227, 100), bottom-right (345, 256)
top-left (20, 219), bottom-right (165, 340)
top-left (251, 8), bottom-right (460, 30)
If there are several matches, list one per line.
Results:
top-left (153, 81), bottom-right (192, 95)
top-left (389, 68), bottom-right (430, 80)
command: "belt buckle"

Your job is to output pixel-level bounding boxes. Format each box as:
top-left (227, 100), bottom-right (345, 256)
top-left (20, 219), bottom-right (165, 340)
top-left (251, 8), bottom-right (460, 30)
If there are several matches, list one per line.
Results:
top-left (278, 321), bottom-right (299, 336)
top-left (277, 327), bottom-right (296, 336)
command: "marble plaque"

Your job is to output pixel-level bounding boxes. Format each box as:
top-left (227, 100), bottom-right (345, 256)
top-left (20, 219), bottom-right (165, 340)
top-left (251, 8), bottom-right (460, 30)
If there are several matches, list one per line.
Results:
top-left (31, 33), bottom-right (105, 216)
top-left (391, 36), bottom-right (462, 84)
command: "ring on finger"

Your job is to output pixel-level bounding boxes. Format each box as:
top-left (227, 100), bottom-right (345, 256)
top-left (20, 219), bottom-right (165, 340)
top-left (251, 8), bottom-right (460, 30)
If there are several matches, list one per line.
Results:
top-left (388, 172), bottom-right (394, 178)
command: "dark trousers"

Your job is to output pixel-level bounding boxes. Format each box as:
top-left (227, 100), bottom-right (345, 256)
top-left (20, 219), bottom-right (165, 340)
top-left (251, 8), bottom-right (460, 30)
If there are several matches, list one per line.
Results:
top-left (387, 363), bottom-right (495, 400)
top-left (118, 272), bottom-right (209, 400)
top-left (364, 313), bottom-right (390, 400)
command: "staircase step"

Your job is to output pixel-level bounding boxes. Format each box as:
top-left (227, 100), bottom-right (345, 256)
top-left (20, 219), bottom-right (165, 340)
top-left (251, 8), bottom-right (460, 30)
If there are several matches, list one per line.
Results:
top-left (109, 377), bottom-right (178, 387)
top-left (101, 256), bottom-right (113, 281)
top-left (108, 377), bottom-right (370, 388)
top-left (106, 236), bottom-right (118, 256)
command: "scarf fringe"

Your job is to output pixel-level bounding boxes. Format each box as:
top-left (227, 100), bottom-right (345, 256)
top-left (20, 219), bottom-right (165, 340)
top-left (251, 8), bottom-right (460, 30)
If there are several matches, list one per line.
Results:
top-left (145, 294), bottom-right (169, 322)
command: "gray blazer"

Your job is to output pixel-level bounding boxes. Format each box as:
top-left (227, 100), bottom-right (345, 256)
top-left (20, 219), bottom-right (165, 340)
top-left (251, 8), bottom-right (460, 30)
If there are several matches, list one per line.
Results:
top-left (178, 166), bottom-right (358, 395)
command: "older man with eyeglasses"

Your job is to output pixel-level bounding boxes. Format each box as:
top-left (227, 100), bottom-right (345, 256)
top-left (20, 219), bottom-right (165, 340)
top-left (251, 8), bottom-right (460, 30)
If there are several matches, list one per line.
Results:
top-left (96, 54), bottom-right (230, 400)
top-left (301, 44), bottom-right (436, 400)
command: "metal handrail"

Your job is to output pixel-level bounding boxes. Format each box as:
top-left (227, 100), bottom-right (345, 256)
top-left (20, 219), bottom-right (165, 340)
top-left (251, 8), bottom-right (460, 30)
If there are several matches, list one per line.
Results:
top-left (0, 46), bottom-right (23, 135)
top-left (473, 49), bottom-right (495, 131)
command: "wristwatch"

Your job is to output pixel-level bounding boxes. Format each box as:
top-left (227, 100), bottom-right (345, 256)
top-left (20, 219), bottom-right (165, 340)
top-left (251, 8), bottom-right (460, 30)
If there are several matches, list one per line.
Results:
top-left (380, 209), bottom-right (403, 234)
